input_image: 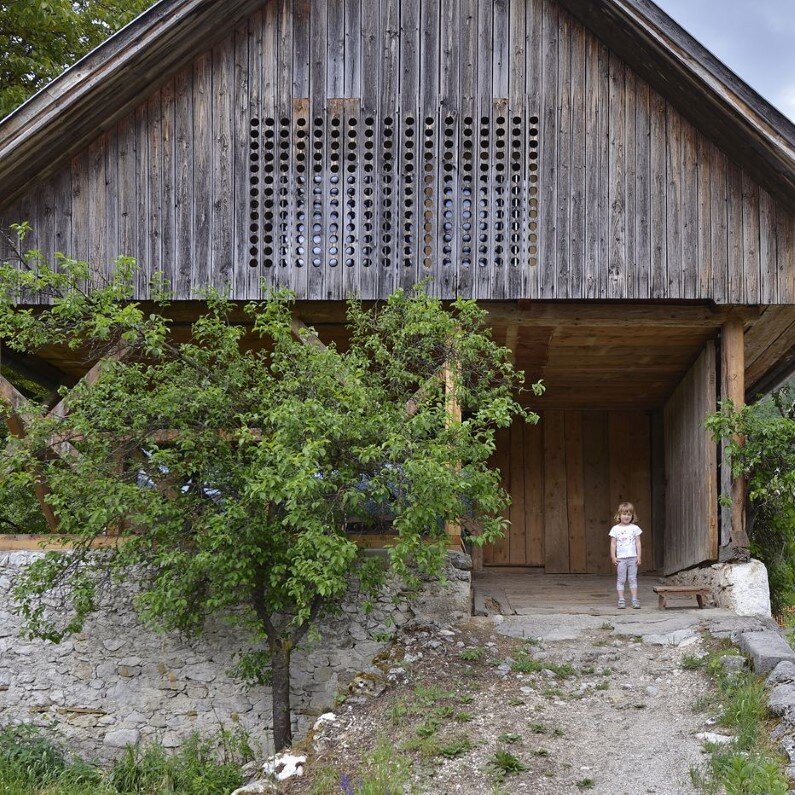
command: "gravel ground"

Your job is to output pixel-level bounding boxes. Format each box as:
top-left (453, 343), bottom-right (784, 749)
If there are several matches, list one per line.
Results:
top-left (286, 617), bottom-right (717, 794)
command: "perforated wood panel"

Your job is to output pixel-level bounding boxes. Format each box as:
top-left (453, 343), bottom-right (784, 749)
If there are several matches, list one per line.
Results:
top-left (248, 105), bottom-right (539, 293)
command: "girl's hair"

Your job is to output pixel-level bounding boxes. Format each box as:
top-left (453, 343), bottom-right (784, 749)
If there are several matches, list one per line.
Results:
top-left (614, 502), bottom-right (638, 524)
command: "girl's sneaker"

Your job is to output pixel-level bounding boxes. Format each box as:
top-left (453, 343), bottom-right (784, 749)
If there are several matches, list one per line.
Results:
top-left (617, 598), bottom-right (626, 609)
top-left (631, 599), bottom-right (641, 609)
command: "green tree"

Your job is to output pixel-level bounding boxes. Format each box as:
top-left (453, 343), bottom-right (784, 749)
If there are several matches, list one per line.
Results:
top-left (0, 250), bottom-right (538, 750)
top-left (0, 0), bottom-right (154, 120)
top-left (707, 387), bottom-right (795, 614)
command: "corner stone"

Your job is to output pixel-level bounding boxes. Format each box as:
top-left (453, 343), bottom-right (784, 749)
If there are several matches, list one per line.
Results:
top-left (737, 631), bottom-right (795, 674)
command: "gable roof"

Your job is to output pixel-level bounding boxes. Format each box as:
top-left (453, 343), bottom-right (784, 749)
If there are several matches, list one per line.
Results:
top-left (0, 0), bottom-right (794, 211)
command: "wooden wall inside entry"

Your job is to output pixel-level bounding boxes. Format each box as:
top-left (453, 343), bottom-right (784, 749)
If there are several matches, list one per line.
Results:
top-left (484, 410), bottom-right (655, 574)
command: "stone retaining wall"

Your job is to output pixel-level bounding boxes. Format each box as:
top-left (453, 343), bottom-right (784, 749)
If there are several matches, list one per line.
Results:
top-left (0, 549), bottom-right (471, 761)
top-left (663, 559), bottom-right (771, 617)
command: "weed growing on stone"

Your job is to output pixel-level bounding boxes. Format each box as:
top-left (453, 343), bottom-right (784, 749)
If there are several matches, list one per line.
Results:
top-left (415, 717), bottom-right (441, 739)
top-left (681, 654), bottom-right (706, 670)
top-left (581, 666), bottom-right (595, 675)
top-left (413, 684), bottom-right (454, 705)
top-left (601, 667), bottom-right (613, 676)
top-left (530, 723), bottom-right (546, 734)
top-left (510, 653), bottom-right (575, 678)
top-left (508, 697), bottom-right (526, 706)
top-left (497, 732), bottom-right (522, 744)
top-left (388, 699), bottom-right (409, 724)
top-left (552, 728), bottom-right (565, 737)
top-left (595, 681), bottom-right (609, 691)
top-left (532, 748), bottom-right (549, 757)
top-left (488, 748), bottom-right (529, 782)
top-left (576, 777), bottom-right (596, 790)
top-left (522, 636), bottom-right (541, 646)
top-left (454, 711), bottom-right (473, 723)
top-left (460, 647), bottom-right (485, 662)
top-left (437, 736), bottom-right (473, 759)
top-left (543, 687), bottom-right (564, 698)
top-left (457, 693), bottom-right (475, 705)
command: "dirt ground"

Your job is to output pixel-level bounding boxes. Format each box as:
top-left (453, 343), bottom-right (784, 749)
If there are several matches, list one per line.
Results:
top-left (285, 617), bottom-right (717, 794)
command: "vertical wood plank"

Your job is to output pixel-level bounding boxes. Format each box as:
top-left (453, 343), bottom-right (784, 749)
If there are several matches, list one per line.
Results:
top-left (492, 0), bottom-right (509, 99)
top-left (508, 0), bottom-right (524, 107)
top-left (524, 418), bottom-right (545, 566)
top-left (192, 52), bottom-right (212, 295)
top-left (569, 21), bottom-right (586, 301)
top-left (232, 19), bottom-right (252, 298)
top-left (680, 120), bottom-right (698, 299)
top-left (565, 411), bottom-right (586, 573)
top-left (583, 411), bottom-right (612, 575)
top-left (70, 150), bottom-right (90, 265)
top-left (544, 409), bottom-right (569, 573)
top-left (104, 127), bottom-right (119, 281)
top-left (742, 171), bottom-right (761, 304)
top-left (634, 79), bottom-right (651, 299)
top-left (309, 0), bottom-right (327, 299)
top-left (650, 410), bottom-right (665, 571)
top-left (776, 208), bottom-right (795, 303)
top-left (146, 90), bottom-right (163, 283)
top-left (212, 36), bottom-right (234, 290)
top-left (160, 79), bottom-right (177, 293)
top-left (117, 117), bottom-right (135, 266)
top-left (491, 425), bottom-right (512, 565)
top-left (343, 0), bottom-right (360, 97)
top-left (134, 103), bottom-right (149, 297)
top-left (665, 104), bottom-right (682, 298)
top-left (509, 418), bottom-right (526, 565)
top-left (608, 411), bottom-right (633, 513)
top-left (726, 161), bottom-right (744, 303)
top-left (623, 68), bottom-right (636, 298)
top-left (87, 135), bottom-right (107, 281)
top-left (556, 10), bottom-right (571, 299)
top-left (710, 145), bottom-right (729, 302)
top-left (607, 53), bottom-right (625, 299)
top-left (327, 0), bottom-right (344, 97)
top-left (173, 67), bottom-right (193, 299)
top-left (293, 0), bottom-right (311, 99)
top-left (696, 135), bottom-right (713, 300)
top-left (629, 412), bottom-right (653, 572)
top-left (539, 0), bottom-right (558, 298)
top-left (649, 90), bottom-right (667, 298)
top-left (759, 189), bottom-right (777, 305)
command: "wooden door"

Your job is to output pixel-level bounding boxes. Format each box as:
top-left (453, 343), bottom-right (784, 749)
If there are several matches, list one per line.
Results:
top-left (663, 342), bottom-right (718, 574)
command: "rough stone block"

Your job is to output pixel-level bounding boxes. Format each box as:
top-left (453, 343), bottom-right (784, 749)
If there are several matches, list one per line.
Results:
top-left (103, 728), bottom-right (140, 748)
top-left (768, 660), bottom-right (795, 687)
top-left (737, 631), bottom-right (795, 673)
top-left (769, 683), bottom-right (795, 717)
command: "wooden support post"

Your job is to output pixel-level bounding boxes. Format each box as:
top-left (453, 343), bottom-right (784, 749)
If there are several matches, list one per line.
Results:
top-left (720, 316), bottom-right (749, 551)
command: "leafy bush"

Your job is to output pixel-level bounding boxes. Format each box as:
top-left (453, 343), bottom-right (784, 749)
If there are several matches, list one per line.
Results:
top-left (707, 385), bottom-right (795, 615)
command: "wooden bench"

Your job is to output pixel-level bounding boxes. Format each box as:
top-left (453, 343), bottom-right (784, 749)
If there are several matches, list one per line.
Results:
top-left (653, 586), bottom-right (711, 610)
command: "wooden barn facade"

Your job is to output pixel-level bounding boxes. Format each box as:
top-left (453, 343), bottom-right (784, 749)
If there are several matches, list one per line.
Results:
top-left (1, 0), bottom-right (794, 578)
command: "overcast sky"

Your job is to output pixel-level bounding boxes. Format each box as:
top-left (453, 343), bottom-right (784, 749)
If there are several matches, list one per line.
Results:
top-left (655, 0), bottom-right (795, 122)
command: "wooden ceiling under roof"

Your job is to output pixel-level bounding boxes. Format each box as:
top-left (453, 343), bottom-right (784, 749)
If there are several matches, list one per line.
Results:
top-left (8, 301), bottom-right (786, 413)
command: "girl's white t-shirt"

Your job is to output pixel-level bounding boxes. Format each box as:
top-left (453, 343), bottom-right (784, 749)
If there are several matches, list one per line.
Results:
top-left (609, 523), bottom-right (642, 559)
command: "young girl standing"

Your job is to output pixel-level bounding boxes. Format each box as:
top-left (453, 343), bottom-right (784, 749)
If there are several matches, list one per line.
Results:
top-left (609, 502), bottom-right (643, 609)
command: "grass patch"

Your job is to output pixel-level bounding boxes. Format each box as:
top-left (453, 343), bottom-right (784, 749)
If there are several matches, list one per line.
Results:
top-left (595, 681), bottom-right (609, 691)
top-left (454, 711), bottom-right (473, 723)
top-left (487, 749), bottom-right (529, 782)
top-left (576, 777), bottom-right (596, 790)
top-left (355, 739), bottom-right (411, 794)
top-left (460, 647), bottom-right (485, 662)
top-left (497, 732), bottom-right (521, 744)
top-left (0, 724), bottom-right (252, 795)
top-left (689, 645), bottom-right (789, 794)
top-left (413, 684), bottom-right (455, 705)
top-left (530, 723), bottom-right (546, 734)
top-left (510, 652), bottom-right (575, 678)
top-left (681, 654), bottom-right (706, 670)
top-left (437, 736), bottom-right (473, 759)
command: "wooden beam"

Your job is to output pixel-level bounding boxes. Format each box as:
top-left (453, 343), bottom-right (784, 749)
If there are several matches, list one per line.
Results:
top-left (486, 302), bottom-right (761, 328)
top-left (720, 316), bottom-right (749, 550)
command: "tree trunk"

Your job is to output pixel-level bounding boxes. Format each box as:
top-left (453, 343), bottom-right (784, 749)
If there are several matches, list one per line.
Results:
top-left (271, 642), bottom-right (292, 751)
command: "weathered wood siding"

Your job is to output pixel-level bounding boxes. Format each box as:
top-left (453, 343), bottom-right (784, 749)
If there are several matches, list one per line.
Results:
top-left (663, 341), bottom-right (718, 575)
top-left (484, 410), bottom-right (655, 573)
top-left (1, 0), bottom-right (792, 302)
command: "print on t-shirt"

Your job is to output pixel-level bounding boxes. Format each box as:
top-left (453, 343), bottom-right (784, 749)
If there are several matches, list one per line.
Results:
top-left (609, 523), bottom-right (642, 559)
